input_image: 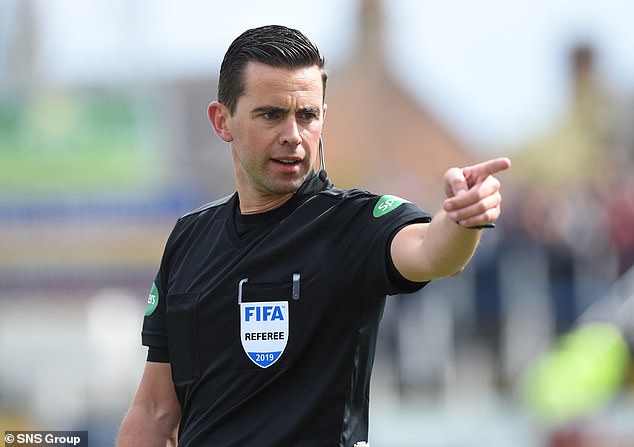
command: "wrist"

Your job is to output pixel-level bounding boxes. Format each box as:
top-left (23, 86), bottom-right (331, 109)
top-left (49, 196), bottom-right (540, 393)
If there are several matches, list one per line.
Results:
top-left (463, 222), bottom-right (496, 229)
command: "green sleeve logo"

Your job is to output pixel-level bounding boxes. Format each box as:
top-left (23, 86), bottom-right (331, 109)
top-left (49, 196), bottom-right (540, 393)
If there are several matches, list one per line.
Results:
top-left (373, 195), bottom-right (410, 218)
top-left (145, 283), bottom-right (159, 316)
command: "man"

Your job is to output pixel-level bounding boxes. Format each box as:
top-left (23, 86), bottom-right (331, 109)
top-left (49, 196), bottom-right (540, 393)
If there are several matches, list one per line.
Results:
top-left (117, 25), bottom-right (510, 447)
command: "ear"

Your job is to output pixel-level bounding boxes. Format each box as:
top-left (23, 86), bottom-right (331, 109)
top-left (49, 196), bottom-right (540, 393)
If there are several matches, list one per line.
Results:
top-left (322, 103), bottom-right (327, 121)
top-left (208, 101), bottom-right (233, 142)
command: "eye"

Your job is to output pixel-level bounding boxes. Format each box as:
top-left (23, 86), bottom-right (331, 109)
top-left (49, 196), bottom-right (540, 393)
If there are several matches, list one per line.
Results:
top-left (261, 111), bottom-right (280, 121)
top-left (298, 111), bottom-right (318, 121)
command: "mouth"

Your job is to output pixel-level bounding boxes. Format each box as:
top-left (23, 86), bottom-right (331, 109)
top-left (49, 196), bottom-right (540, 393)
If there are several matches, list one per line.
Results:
top-left (272, 158), bottom-right (302, 166)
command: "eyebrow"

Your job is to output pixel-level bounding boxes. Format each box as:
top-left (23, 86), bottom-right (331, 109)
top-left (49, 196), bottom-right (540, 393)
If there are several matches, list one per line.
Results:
top-left (252, 105), bottom-right (287, 115)
top-left (251, 105), bottom-right (322, 115)
top-left (298, 105), bottom-right (322, 115)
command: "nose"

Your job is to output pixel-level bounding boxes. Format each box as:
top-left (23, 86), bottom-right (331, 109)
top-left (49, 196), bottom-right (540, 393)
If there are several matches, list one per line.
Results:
top-left (279, 117), bottom-right (302, 146)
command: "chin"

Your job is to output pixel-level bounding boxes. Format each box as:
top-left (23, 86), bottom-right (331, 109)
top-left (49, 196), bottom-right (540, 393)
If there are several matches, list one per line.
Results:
top-left (273, 178), bottom-right (306, 194)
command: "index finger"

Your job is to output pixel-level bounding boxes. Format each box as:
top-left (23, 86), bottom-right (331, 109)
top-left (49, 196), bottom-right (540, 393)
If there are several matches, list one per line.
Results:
top-left (464, 157), bottom-right (511, 182)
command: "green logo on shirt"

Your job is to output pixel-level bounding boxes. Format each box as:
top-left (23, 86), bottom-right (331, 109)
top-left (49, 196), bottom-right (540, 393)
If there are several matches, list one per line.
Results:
top-left (145, 283), bottom-right (159, 316)
top-left (373, 195), bottom-right (409, 218)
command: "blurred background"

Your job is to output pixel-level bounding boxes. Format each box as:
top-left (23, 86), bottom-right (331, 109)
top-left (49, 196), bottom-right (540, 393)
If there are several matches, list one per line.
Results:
top-left (1, 0), bottom-right (633, 445)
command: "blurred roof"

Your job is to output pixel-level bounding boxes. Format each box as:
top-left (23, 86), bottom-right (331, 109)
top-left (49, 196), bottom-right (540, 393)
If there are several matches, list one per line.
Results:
top-left (325, 0), bottom-right (473, 209)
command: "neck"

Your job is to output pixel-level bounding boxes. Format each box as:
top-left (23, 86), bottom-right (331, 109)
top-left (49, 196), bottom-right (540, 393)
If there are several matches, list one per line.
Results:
top-left (237, 191), bottom-right (294, 215)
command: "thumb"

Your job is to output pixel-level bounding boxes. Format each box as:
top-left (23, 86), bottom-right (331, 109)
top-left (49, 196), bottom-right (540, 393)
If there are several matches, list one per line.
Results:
top-left (444, 167), bottom-right (468, 198)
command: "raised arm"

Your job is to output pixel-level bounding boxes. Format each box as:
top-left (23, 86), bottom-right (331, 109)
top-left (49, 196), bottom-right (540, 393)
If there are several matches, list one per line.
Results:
top-left (116, 361), bottom-right (181, 447)
top-left (391, 157), bottom-right (511, 282)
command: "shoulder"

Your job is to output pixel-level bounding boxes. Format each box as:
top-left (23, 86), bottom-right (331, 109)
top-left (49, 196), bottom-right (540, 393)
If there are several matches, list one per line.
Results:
top-left (318, 186), bottom-right (374, 201)
top-left (313, 187), bottom-right (382, 216)
top-left (319, 186), bottom-right (408, 209)
top-left (179, 194), bottom-right (234, 220)
top-left (164, 194), bottom-right (234, 245)
top-left (321, 186), bottom-right (432, 222)
top-left (159, 194), bottom-right (235, 260)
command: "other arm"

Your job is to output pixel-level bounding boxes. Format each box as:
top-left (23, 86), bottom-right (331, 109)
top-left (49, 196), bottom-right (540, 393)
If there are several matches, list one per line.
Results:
top-left (391, 157), bottom-right (511, 282)
top-left (116, 361), bottom-right (181, 447)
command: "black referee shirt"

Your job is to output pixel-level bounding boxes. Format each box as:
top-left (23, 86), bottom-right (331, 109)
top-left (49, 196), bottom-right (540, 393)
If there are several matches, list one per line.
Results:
top-left (142, 172), bottom-right (432, 446)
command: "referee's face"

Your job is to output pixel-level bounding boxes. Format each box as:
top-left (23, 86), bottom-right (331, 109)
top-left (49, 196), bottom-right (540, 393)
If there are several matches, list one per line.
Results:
top-left (218, 62), bottom-right (326, 210)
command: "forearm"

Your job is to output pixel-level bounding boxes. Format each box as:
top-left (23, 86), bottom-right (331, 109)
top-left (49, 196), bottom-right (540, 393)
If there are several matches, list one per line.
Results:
top-left (117, 405), bottom-right (179, 447)
top-left (421, 208), bottom-right (481, 278)
top-left (116, 362), bottom-right (181, 447)
top-left (391, 209), bottom-right (482, 282)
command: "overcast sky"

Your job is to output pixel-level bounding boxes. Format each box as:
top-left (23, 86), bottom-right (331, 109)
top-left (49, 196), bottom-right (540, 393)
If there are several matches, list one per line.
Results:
top-left (7, 0), bottom-right (634, 151)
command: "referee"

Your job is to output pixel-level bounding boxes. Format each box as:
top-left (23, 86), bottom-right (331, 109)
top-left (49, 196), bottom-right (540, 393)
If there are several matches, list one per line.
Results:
top-left (116, 25), bottom-right (510, 447)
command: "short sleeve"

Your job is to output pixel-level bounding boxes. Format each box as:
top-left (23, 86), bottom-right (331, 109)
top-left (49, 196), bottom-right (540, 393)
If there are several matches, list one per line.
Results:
top-left (326, 192), bottom-right (432, 299)
top-left (141, 223), bottom-right (177, 351)
top-left (141, 271), bottom-right (168, 350)
top-left (147, 345), bottom-right (170, 363)
top-left (386, 223), bottom-right (431, 293)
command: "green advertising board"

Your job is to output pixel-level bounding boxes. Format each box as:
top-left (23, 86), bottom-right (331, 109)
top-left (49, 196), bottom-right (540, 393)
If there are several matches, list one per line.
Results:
top-left (0, 89), bottom-right (165, 194)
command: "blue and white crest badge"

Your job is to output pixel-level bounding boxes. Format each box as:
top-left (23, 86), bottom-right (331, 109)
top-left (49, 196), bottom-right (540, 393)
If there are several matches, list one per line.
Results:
top-left (238, 279), bottom-right (289, 368)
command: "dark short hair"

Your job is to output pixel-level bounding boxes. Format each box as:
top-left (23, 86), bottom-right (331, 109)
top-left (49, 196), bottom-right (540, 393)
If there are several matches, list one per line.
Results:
top-left (217, 25), bottom-right (327, 115)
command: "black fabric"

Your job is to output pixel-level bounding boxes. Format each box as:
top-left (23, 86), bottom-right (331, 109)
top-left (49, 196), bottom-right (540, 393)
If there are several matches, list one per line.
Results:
top-left (141, 172), bottom-right (432, 446)
top-left (147, 346), bottom-right (169, 363)
top-left (386, 224), bottom-right (431, 292)
top-left (233, 201), bottom-right (278, 239)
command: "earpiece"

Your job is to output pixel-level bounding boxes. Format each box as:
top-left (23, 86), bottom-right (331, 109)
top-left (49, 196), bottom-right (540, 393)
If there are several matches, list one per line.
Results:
top-left (318, 135), bottom-right (328, 181)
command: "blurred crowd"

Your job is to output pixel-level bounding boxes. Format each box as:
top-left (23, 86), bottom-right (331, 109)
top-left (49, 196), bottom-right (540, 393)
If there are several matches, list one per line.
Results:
top-left (378, 43), bottom-right (634, 446)
top-left (391, 43), bottom-right (634, 383)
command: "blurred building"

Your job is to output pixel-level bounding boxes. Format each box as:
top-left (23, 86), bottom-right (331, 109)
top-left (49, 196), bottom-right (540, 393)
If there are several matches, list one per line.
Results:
top-left (325, 0), bottom-right (473, 210)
